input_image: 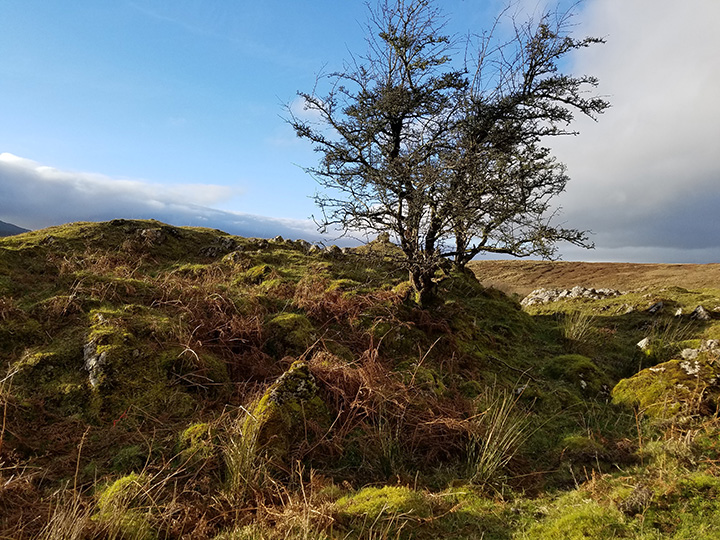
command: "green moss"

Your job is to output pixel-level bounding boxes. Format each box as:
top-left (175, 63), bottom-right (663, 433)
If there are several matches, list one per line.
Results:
top-left (336, 485), bottom-right (432, 521)
top-left (266, 313), bottom-right (315, 355)
top-left (612, 356), bottom-right (720, 418)
top-left (523, 492), bottom-right (631, 540)
top-left (235, 264), bottom-right (273, 285)
top-left (249, 361), bottom-right (329, 468)
top-left (177, 422), bottom-right (216, 468)
top-left (95, 473), bottom-right (156, 540)
top-left (543, 354), bottom-right (609, 395)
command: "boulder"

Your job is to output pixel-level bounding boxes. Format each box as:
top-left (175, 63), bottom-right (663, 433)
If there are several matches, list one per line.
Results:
top-left (690, 305), bottom-right (712, 321)
top-left (248, 360), bottom-right (329, 467)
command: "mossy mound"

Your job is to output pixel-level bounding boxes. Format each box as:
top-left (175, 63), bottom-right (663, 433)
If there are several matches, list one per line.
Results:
top-left (336, 485), bottom-right (434, 521)
top-left (612, 354), bottom-right (720, 418)
top-left (543, 354), bottom-right (611, 396)
top-left (250, 360), bottom-right (330, 469)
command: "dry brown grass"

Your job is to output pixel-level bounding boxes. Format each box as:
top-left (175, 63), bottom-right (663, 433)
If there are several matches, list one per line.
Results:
top-left (469, 260), bottom-right (720, 296)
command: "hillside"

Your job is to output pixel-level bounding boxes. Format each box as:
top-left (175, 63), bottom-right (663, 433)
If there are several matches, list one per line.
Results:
top-left (0, 219), bottom-right (30, 237)
top-left (1, 221), bottom-right (720, 539)
top-left (469, 259), bottom-right (720, 297)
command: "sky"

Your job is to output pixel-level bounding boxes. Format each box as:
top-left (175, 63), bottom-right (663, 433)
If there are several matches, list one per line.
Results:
top-left (1, 0), bottom-right (719, 262)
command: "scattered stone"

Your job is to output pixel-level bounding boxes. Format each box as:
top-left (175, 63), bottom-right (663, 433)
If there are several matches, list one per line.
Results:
top-left (647, 301), bottom-right (664, 314)
top-left (674, 308), bottom-right (683, 317)
top-left (138, 228), bottom-right (165, 245)
top-left (223, 251), bottom-right (245, 264)
top-left (200, 236), bottom-right (238, 257)
top-left (637, 337), bottom-right (651, 350)
top-left (272, 235), bottom-right (284, 243)
top-left (521, 286), bottom-right (622, 306)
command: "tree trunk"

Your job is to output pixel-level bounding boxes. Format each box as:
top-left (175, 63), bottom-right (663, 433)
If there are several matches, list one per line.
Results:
top-left (409, 267), bottom-right (436, 307)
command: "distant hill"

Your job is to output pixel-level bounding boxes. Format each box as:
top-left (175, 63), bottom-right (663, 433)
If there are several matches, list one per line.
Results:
top-left (0, 219), bottom-right (30, 237)
top-left (469, 259), bottom-right (720, 296)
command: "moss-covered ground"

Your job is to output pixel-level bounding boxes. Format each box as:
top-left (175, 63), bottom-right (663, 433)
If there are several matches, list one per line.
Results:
top-left (1, 220), bottom-right (719, 538)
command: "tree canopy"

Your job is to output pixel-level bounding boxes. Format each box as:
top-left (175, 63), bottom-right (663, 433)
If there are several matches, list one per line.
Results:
top-left (289, 0), bottom-right (609, 303)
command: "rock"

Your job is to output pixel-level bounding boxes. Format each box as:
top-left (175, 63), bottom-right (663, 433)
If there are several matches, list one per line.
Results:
top-left (647, 302), bottom-right (663, 314)
top-left (138, 228), bottom-right (165, 245)
top-left (613, 356), bottom-right (720, 418)
top-left (296, 239), bottom-right (312, 253)
top-left (222, 251), bottom-right (245, 264)
top-left (521, 286), bottom-right (622, 307)
top-left (324, 245), bottom-right (342, 257)
top-left (83, 339), bottom-right (108, 387)
top-left (199, 236), bottom-right (237, 257)
top-left (248, 360), bottom-right (329, 468)
top-left (308, 245), bottom-right (322, 255)
top-left (680, 348), bottom-right (699, 360)
top-left (674, 308), bottom-right (683, 317)
top-left (272, 235), bottom-right (284, 243)
top-left (690, 305), bottom-right (712, 321)
top-left (637, 337), bottom-right (651, 350)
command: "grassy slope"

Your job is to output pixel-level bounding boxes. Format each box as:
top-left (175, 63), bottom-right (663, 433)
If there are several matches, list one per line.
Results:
top-left (0, 221), bottom-right (719, 539)
top-left (469, 259), bottom-right (720, 297)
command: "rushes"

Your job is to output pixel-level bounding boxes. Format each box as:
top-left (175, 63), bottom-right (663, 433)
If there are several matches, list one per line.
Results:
top-left (223, 406), bottom-right (268, 504)
top-left (561, 310), bottom-right (596, 348)
top-left (466, 387), bottom-right (532, 486)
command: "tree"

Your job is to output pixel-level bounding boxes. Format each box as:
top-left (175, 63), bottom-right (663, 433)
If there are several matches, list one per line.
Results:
top-left (289, 0), bottom-right (609, 304)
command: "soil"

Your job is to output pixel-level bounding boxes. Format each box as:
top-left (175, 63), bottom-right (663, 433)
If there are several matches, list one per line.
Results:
top-left (468, 260), bottom-right (720, 297)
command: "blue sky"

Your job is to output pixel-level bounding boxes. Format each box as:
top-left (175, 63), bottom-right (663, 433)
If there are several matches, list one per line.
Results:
top-left (2, 0), bottom-right (719, 262)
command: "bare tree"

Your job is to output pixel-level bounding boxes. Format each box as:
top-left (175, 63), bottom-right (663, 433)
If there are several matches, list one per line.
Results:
top-left (289, 0), bottom-right (609, 304)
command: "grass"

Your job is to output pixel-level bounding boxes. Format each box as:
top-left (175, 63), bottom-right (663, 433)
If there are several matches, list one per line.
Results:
top-left (2, 220), bottom-right (720, 538)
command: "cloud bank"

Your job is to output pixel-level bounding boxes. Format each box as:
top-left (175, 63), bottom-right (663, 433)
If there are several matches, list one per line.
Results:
top-left (0, 153), bottom-right (326, 242)
top-left (549, 0), bottom-right (720, 263)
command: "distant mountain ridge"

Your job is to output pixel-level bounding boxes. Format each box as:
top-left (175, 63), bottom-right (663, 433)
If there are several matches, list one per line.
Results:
top-left (0, 220), bottom-right (30, 237)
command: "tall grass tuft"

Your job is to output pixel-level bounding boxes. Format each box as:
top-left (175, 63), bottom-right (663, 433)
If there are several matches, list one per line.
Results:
top-left (223, 406), bottom-right (269, 503)
top-left (466, 386), bottom-right (532, 486)
top-left (561, 310), bottom-right (596, 350)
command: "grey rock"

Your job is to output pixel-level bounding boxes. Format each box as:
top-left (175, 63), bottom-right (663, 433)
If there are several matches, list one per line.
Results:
top-left (296, 239), bottom-right (312, 252)
top-left (647, 302), bottom-right (664, 314)
top-left (690, 305), bottom-right (711, 321)
top-left (83, 339), bottom-right (107, 388)
top-left (521, 286), bottom-right (622, 307)
top-left (138, 228), bottom-right (165, 245)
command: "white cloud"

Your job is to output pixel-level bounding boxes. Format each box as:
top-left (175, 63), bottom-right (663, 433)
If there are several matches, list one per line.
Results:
top-left (546, 0), bottom-right (720, 262)
top-left (0, 153), bottom-right (325, 242)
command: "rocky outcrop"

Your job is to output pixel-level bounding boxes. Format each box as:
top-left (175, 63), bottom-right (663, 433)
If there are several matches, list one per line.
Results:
top-left (521, 286), bottom-right (622, 307)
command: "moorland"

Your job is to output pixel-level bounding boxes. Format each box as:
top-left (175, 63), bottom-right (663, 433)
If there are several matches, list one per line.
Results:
top-left (1, 220), bottom-right (719, 539)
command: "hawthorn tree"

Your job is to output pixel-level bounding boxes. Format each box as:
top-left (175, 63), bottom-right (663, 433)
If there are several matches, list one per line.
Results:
top-left (289, 0), bottom-right (609, 303)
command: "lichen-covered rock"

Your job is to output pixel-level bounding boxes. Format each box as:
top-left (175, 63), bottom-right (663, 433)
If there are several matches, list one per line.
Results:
top-left (612, 354), bottom-right (720, 418)
top-left (249, 360), bottom-right (329, 468)
top-left (84, 338), bottom-right (108, 387)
